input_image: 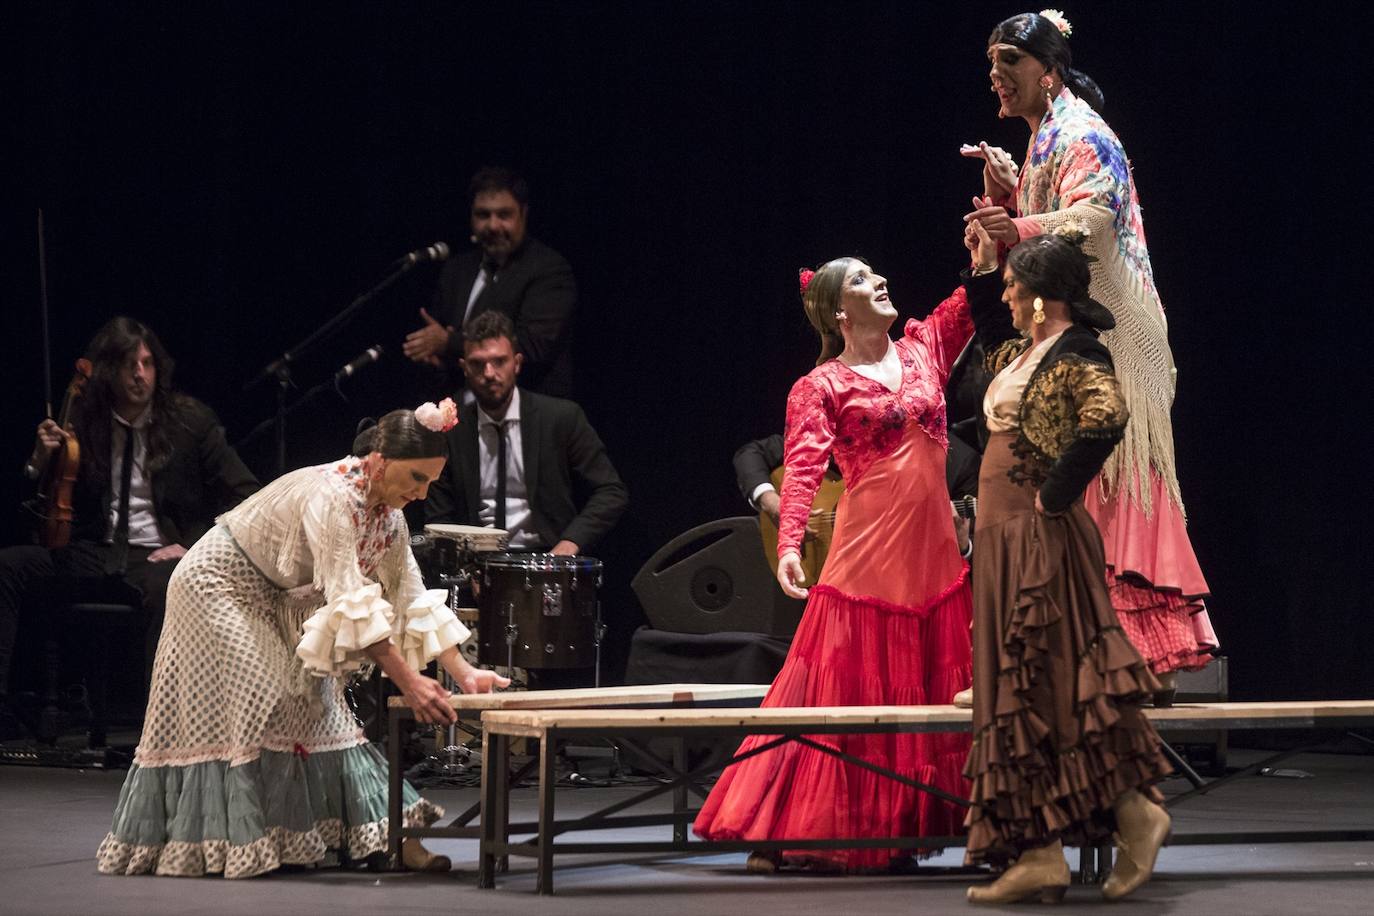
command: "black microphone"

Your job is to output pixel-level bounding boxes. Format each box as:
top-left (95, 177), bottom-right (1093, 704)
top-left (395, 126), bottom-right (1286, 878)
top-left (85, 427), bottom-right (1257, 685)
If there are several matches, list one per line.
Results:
top-left (335, 345), bottom-right (384, 382)
top-left (396, 241), bottom-right (450, 266)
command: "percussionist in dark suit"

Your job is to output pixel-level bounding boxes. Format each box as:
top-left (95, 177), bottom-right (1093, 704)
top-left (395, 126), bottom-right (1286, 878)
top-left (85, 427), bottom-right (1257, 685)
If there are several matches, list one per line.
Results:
top-left (403, 166), bottom-right (577, 398)
top-left (424, 310), bottom-right (626, 557)
top-left (424, 311), bottom-right (626, 687)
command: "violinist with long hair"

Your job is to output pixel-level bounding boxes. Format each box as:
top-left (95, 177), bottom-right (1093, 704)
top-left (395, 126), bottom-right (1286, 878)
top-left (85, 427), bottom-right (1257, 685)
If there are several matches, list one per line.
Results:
top-left (0, 317), bottom-right (258, 736)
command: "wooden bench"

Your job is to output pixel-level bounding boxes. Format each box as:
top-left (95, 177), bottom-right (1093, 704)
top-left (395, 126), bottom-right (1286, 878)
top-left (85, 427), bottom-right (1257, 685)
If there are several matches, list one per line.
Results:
top-left (384, 683), bottom-right (768, 865)
top-left (476, 700), bottom-right (1374, 894)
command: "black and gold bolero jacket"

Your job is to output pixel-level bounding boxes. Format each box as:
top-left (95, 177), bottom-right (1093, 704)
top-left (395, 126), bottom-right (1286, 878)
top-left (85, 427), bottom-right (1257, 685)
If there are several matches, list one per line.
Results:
top-left (962, 270), bottom-right (1129, 514)
top-left (983, 329), bottom-right (1128, 512)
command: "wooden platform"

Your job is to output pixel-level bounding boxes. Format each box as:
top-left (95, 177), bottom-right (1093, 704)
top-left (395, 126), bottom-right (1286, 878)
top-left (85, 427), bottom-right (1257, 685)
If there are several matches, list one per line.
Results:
top-left (476, 700), bottom-right (1374, 894)
top-left (385, 683), bottom-right (769, 865)
top-left (479, 700), bottom-right (1374, 735)
top-left (385, 682), bottom-right (771, 712)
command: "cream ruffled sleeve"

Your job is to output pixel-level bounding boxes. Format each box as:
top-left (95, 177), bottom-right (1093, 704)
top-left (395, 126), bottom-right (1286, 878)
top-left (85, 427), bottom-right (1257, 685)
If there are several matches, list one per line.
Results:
top-left (293, 486), bottom-right (395, 677)
top-left (381, 517), bottom-right (470, 670)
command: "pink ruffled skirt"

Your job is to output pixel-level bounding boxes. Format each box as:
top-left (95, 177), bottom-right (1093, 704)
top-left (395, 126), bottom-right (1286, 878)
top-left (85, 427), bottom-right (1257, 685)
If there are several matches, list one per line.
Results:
top-left (1084, 470), bottom-right (1219, 674)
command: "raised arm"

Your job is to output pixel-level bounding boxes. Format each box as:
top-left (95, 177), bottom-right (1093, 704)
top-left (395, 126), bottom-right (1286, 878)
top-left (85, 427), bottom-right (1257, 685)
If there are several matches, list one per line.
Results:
top-left (903, 285), bottom-right (973, 382)
top-left (963, 218), bottom-right (1019, 353)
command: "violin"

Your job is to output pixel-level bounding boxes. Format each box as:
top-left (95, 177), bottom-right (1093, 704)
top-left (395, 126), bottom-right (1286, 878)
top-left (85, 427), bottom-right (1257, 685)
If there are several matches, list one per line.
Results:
top-left (33, 359), bottom-right (93, 549)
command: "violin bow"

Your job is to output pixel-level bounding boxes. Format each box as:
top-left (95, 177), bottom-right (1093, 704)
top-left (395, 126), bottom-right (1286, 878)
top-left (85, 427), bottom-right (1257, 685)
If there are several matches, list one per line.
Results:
top-left (37, 208), bottom-right (53, 420)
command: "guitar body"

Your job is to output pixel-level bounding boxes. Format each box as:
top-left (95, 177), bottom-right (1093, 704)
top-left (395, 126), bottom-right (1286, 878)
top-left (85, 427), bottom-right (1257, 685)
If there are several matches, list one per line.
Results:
top-left (759, 466), bottom-right (844, 584)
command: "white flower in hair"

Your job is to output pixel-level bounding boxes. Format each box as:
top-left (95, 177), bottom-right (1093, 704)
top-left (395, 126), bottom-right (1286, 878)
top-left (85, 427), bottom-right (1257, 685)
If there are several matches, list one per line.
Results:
top-left (415, 397), bottom-right (459, 432)
top-left (1039, 9), bottom-right (1072, 36)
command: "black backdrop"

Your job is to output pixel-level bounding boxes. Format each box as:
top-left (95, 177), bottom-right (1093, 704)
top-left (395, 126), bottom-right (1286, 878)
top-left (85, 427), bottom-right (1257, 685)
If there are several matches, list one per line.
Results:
top-left (7, 2), bottom-right (1369, 699)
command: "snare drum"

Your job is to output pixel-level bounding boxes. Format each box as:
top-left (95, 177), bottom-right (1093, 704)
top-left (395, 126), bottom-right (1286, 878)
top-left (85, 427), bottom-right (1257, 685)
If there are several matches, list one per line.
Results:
top-left (476, 553), bottom-right (602, 669)
top-left (424, 524), bottom-right (509, 600)
top-left (425, 523), bottom-right (509, 556)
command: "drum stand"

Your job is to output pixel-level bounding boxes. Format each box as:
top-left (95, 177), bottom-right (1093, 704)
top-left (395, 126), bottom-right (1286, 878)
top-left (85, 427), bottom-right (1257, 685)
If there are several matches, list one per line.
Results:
top-left (594, 600), bottom-right (605, 688)
top-left (501, 600), bottom-right (605, 687)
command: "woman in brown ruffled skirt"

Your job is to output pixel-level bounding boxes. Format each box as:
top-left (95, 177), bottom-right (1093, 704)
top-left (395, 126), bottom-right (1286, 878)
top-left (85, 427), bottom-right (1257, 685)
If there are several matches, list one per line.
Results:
top-left (959, 222), bottom-right (1174, 904)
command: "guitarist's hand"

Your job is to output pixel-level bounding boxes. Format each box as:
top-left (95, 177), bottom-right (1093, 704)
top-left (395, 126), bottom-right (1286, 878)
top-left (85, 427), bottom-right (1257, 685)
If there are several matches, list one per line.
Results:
top-left (804, 508), bottom-right (825, 542)
top-left (951, 506), bottom-right (971, 556)
top-left (758, 490), bottom-right (782, 526)
top-left (777, 551), bottom-right (809, 600)
top-left (761, 492), bottom-right (819, 543)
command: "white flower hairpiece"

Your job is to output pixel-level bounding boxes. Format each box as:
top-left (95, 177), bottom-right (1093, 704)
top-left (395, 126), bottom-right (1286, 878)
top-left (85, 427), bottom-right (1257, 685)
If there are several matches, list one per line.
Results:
top-left (1039, 9), bottom-right (1073, 37)
top-left (415, 397), bottom-right (458, 432)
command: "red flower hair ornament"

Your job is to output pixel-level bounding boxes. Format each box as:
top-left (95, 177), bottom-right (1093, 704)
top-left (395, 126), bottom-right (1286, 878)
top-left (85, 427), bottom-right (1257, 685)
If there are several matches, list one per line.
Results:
top-left (798, 268), bottom-right (816, 295)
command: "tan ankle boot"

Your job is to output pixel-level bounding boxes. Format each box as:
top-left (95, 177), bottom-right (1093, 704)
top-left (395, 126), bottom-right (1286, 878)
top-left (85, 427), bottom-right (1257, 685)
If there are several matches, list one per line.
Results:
top-left (967, 840), bottom-right (1069, 905)
top-left (1102, 790), bottom-right (1170, 900)
top-left (401, 839), bottom-right (452, 872)
top-left (952, 687), bottom-right (974, 709)
top-left (745, 850), bottom-right (781, 874)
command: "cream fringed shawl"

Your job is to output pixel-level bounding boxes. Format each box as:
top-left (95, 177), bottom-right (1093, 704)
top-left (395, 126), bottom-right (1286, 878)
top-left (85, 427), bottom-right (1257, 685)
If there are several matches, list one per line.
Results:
top-left (218, 457), bottom-right (468, 675)
top-left (1010, 88), bottom-right (1181, 515)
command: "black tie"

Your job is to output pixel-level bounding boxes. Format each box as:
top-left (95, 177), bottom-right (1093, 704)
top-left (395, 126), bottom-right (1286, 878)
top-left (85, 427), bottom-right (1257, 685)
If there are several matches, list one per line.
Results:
top-left (109, 425), bottom-right (135, 574)
top-left (494, 420), bottom-right (508, 532)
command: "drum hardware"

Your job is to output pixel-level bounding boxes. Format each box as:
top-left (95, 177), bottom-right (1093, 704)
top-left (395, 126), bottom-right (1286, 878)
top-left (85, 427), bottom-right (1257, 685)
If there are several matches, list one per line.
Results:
top-left (542, 583), bottom-right (562, 616)
top-left (593, 604), bottom-right (606, 688)
top-left (505, 616), bottom-right (518, 678)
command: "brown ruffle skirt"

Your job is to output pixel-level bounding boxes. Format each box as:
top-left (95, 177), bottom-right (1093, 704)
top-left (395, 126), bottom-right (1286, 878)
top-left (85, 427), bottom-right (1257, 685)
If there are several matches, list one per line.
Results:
top-left (963, 433), bottom-right (1173, 865)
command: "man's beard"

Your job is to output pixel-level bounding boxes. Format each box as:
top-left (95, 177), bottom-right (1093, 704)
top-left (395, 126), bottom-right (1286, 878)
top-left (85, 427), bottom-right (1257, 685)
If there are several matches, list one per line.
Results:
top-left (474, 385), bottom-right (513, 414)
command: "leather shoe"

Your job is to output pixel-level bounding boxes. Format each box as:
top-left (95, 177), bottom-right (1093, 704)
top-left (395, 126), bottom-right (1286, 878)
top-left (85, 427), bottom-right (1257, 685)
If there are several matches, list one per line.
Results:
top-left (967, 840), bottom-right (1069, 905)
top-left (1102, 790), bottom-right (1170, 900)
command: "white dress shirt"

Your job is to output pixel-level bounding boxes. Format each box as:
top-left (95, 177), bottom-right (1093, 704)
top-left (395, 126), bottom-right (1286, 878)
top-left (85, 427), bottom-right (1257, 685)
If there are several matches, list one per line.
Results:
top-left (476, 387), bottom-right (539, 549)
top-left (108, 407), bottom-right (166, 549)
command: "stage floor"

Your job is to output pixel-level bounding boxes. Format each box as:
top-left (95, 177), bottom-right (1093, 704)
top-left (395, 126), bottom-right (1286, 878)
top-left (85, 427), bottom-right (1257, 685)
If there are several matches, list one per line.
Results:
top-left (2, 750), bottom-right (1372, 915)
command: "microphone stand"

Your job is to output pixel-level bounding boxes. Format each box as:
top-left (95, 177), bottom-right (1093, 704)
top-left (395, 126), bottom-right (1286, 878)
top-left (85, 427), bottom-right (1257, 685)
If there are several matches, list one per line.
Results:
top-left (245, 260), bottom-right (420, 477)
top-left (237, 372), bottom-right (369, 457)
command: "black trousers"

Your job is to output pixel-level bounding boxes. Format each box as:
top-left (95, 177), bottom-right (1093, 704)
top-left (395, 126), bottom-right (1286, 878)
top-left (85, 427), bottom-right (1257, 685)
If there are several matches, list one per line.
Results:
top-left (0, 539), bottom-right (177, 699)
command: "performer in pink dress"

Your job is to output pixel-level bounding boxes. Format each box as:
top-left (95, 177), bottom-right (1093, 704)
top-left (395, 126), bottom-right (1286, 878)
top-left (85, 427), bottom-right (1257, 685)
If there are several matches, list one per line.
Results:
top-left (693, 256), bottom-right (1003, 872)
top-left (962, 10), bottom-right (1217, 691)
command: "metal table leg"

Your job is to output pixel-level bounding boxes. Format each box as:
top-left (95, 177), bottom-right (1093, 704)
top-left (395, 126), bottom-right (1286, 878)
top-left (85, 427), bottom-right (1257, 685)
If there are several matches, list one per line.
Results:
top-left (387, 705), bottom-right (403, 869)
top-left (478, 729), bottom-right (506, 889)
top-left (672, 736), bottom-right (688, 844)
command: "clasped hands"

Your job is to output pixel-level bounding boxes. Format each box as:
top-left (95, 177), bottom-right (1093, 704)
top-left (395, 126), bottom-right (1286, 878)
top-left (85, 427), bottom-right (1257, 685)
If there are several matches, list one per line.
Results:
top-left (960, 141), bottom-right (1020, 249)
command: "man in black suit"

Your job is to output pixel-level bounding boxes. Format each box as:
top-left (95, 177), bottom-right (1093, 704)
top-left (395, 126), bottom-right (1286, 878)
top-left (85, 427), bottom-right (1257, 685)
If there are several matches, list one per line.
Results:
top-left (0, 317), bottom-right (259, 734)
top-left (424, 311), bottom-right (626, 556)
top-left (424, 311), bottom-right (625, 689)
top-left (403, 166), bottom-right (577, 398)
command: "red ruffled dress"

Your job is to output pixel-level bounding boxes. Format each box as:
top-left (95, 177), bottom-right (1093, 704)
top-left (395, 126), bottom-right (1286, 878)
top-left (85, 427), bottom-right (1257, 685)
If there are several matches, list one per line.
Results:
top-left (692, 290), bottom-right (975, 871)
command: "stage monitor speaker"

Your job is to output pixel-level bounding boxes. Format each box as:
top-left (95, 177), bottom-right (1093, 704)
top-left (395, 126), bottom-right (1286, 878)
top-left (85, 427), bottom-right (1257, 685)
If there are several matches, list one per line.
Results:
top-left (632, 516), bottom-right (804, 638)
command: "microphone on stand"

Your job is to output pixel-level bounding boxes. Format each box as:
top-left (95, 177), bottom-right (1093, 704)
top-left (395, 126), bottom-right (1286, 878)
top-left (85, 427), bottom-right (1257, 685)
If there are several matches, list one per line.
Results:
top-left (335, 345), bottom-right (384, 383)
top-left (395, 241), bottom-right (450, 266)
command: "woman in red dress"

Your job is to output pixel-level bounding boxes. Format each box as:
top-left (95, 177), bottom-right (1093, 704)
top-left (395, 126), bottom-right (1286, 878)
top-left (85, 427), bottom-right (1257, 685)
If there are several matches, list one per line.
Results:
top-left (693, 256), bottom-right (1004, 872)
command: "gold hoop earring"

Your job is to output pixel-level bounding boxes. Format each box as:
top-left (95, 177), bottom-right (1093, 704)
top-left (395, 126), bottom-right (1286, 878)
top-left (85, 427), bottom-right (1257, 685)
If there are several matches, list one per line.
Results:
top-left (1032, 297), bottom-right (1046, 325)
top-left (1040, 74), bottom-right (1054, 111)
